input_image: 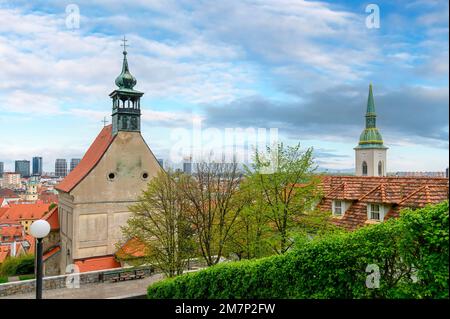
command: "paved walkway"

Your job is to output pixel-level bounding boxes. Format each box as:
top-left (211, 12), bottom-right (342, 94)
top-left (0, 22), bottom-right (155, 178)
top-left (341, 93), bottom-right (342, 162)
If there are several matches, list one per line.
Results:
top-left (0, 273), bottom-right (164, 299)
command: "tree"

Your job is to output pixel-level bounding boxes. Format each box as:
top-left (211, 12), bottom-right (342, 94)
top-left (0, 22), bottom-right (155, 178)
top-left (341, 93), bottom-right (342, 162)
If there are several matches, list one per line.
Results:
top-left (121, 170), bottom-right (194, 277)
top-left (224, 179), bottom-right (272, 260)
top-left (180, 162), bottom-right (248, 266)
top-left (245, 142), bottom-right (325, 254)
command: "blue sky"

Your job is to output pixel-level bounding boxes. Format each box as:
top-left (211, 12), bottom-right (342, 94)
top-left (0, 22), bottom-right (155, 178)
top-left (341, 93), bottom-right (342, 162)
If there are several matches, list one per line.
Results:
top-left (0, 0), bottom-right (448, 172)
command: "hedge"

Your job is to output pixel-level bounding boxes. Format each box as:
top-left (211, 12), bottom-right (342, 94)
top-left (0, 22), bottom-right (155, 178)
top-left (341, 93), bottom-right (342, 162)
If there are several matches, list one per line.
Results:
top-left (19, 274), bottom-right (35, 281)
top-left (148, 201), bottom-right (449, 299)
top-left (0, 254), bottom-right (35, 277)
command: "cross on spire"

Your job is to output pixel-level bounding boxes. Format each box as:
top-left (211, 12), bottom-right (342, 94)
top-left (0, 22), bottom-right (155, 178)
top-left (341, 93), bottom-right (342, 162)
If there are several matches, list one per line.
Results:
top-left (121, 36), bottom-right (128, 53)
top-left (101, 116), bottom-right (109, 127)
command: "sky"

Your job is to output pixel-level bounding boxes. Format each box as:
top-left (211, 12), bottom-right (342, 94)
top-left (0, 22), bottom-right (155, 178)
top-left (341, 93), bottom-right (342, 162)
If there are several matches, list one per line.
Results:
top-left (0, 0), bottom-right (448, 173)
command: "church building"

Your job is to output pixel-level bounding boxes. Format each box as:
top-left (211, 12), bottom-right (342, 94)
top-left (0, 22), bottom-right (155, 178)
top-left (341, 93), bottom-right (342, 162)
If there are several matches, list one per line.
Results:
top-left (354, 84), bottom-right (388, 176)
top-left (55, 43), bottom-right (162, 273)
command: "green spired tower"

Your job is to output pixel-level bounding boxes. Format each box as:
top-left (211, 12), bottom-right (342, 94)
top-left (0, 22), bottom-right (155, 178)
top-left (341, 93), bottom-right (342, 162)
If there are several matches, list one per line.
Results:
top-left (354, 84), bottom-right (388, 176)
top-left (110, 37), bottom-right (144, 135)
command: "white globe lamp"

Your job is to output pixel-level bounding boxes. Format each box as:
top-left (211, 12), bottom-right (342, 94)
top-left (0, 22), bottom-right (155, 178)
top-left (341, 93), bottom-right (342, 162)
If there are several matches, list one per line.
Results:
top-left (30, 220), bottom-right (51, 239)
top-left (30, 219), bottom-right (51, 299)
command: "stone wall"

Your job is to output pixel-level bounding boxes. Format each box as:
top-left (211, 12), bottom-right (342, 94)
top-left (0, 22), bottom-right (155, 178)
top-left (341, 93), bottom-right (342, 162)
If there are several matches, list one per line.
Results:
top-left (0, 266), bottom-right (154, 298)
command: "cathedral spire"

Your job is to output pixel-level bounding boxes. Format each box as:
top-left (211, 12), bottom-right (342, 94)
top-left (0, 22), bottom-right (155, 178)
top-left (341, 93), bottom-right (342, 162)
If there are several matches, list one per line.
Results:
top-left (365, 83), bottom-right (376, 129)
top-left (356, 83), bottom-right (386, 149)
top-left (109, 36), bottom-right (144, 135)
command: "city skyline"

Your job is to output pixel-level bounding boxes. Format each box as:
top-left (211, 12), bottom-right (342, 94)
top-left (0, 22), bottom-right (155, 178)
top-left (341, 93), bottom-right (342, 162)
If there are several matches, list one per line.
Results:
top-left (0, 0), bottom-right (448, 172)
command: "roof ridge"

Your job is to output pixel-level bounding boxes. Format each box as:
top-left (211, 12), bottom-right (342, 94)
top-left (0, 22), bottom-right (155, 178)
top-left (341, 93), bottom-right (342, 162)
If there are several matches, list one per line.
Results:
top-left (398, 185), bottom-right (427, 205)
top-left (358, 183), bottom-right (382, 201)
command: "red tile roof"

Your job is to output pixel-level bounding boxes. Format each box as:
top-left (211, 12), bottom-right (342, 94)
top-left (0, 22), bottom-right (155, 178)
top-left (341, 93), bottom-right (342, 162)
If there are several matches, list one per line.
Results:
top-left (0, 203), bottom-right (51, 222)
top-left (0, 224), bottom-right (24, 240)
top-left (316, 176), bottom-right (448, 230)
top-left (56, 125), bottom-right (115, 193)
top-left (0, 246), bottom-right (10, 263)
top-left (42, 206), bottom-right (59, 230)
top-left (38, 193), bottom-right (58, 204)
top-left (116, 238), bottom-right (147, 260)
top-left (43, 246), bottom-right (61, 261)
top-left (74, 255), bottom-right (121, 273)
top-left (0, 188), bottom-right (19, 199)
top-left (0, 208), bottom-right (9, 219)
top-left (25, 235), bottom-right (35, 254)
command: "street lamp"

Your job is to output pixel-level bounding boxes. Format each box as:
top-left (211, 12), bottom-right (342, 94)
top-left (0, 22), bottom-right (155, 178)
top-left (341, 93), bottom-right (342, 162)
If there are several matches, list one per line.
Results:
top-left (29, 219), bottom-right (50, 299)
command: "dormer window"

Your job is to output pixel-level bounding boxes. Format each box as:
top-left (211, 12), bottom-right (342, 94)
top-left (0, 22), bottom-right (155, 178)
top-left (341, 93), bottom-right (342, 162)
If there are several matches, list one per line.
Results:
top-left (369, 204), bottom-right (380, 220)
top-left (332, 200), bottom-right (350, 217)
top-left (334, 200), bottom-right (342, 216)
top-left (367, 203), bottom-right (389, 222)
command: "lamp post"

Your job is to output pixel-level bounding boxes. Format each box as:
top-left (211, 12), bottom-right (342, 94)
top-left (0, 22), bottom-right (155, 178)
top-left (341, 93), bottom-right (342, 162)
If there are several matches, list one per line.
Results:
top-left (29, 219), bottom-right (50, 299)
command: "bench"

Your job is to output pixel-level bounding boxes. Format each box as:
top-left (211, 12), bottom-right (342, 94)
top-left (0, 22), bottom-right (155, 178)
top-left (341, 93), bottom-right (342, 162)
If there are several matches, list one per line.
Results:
top-left (101, 267), bottom-right (152, 283)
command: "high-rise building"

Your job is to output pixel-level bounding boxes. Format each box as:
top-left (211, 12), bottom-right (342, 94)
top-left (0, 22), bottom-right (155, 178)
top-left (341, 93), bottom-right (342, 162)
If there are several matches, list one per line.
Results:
top-left (15, 160), bottom-right (30, 178)
top-left (55, 159), bottom-right (68, 177)
top-left (0, 161), bottom-right (3, 178)
top-left (157, 158), bottom-right (164, 168)
top-left (354, 84), bottom-right (388, 177)
top-left (32, 156), bottom-right (43, 176)
top-left (70, 158), bottom-right (81, 172)
top-left (183, 156), bottom-right (192, 175)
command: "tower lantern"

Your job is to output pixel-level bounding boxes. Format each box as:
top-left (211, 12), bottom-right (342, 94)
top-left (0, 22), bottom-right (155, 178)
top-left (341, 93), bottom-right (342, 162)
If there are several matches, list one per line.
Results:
top-left (109, 36), bottom-right (144, 135)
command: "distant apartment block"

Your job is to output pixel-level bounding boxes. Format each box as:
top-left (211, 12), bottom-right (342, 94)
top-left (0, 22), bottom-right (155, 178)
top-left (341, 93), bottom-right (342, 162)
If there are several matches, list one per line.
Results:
top-left (70, 158), bottom-right (81, 172)
top-left (390, 171), bottom-right (447, 178)
top-left (15, 160), bottom-right (30, 178)
top-left (55, 159), bottom-right (67, 177)
top-left (32, 156), bottom-right (43, 176)
top-left (2, 172), bottom-right (21, 188)
top-left (0, 162), bottom-right (3, 178)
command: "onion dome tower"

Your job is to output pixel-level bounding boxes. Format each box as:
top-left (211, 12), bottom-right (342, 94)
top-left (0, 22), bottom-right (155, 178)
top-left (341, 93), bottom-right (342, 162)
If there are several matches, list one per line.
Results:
top-left (110, 37), bottom-right (144, 135)
top-left (354, 84), bottom-right (388, 176)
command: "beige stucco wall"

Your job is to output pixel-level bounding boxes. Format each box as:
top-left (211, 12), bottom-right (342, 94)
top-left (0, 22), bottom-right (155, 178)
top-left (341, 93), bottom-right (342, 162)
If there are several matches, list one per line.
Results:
top-left (355, 148), bottom-right (387, 176)
top-left (58, 131), bottom-right (162, 273)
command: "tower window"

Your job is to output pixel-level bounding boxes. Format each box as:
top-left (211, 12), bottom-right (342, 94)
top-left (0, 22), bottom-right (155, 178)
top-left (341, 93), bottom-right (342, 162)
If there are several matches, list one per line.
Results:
top-left (107, 172), bottom-right (116, 181)
top-left (141, 172), bottom-right (149, 180)
top-left (378, 161), bottom-right (383, 176)
top-left (362, 161), bottom-right (368, 176)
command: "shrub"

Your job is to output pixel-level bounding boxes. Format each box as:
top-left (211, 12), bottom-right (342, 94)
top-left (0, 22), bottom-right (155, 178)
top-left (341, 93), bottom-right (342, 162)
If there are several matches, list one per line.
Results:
top-left (18, 274), bottom-right (35, 281)
top-left (148, 201), bottom-right (449, 299)
top-left (0, 276), bottom-right (8, 284)
top-left (0, 255), bottom-right (35, 277)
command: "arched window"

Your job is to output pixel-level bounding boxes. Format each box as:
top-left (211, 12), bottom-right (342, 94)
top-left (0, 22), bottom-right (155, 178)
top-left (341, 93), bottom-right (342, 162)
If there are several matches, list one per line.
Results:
top-left (378, 161), bottom-right (383, 176)
top-left (362, 161), bottom-right (368, 176)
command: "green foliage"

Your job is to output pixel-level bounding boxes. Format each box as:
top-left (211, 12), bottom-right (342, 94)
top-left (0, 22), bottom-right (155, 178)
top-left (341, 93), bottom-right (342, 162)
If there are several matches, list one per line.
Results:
top-left (0, 276), bottom-right (8, 284)
top-left (18, 274), bottom-right (35, 281)
top-left (121, 170), bottom-right (195, 277)
top-left (243, 142), bottom-right (325, 254)
top-left (0, 254), bottom-right (35, 277)
top-left (148, 201), bottom-right (449, 299)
